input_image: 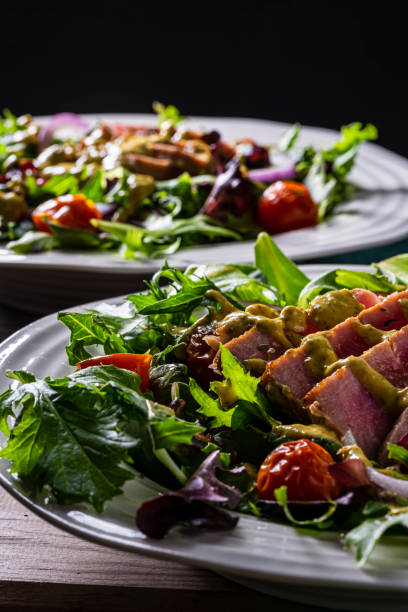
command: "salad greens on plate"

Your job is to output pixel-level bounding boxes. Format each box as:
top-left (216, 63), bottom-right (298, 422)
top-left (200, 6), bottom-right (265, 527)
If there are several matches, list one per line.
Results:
top-left (0, 105), bottom-right (376, 258)
top-left (2, 233), bottom-right (408, 566)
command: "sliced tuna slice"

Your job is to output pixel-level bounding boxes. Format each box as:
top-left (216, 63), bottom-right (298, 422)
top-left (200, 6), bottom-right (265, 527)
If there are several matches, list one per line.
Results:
top-left (304, 325), bottom-right (408, 458)
top-left (306, 367), bottom-right (394, 459)
top-left (212, 288), bottom-right (380, 373)
top-left (216, 327), bottom-right (286, 365)
top-left (262, 290), bottom-right (408, 410)
top-left (359, 292), bottom-right (408, 330)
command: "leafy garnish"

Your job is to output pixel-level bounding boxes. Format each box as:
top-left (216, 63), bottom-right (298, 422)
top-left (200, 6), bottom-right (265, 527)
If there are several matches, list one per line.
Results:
top-left (152, 101), bottom-right (186, 126)
top-left (278, 123), bottom-right (300, 153)
top-left (0, 368), bottom-right (142, 510)
top-left (92, 215), bottom-right (240, 260)
top-left (47, 222), bottom-right (103, 249)
top-left (376, 254), bottom-right (408, 286)
top-left (57, 312), bottom-right (130, 364)
top-left (81, 168), bottom-right (106, 202)
top-left (254, 232), bottom-right (309, 305)
top-left (151, 416), bottom-right (203, 450)
top-left (135, 450), bottom-right (240, 538)
top-left (388, 443), bottom-right (408, 467)
top-left (211, 345), bottom-right (271, 421)
top-left (274, 485), bottom-right (337, 527)
top-left (185, 263), bottom-right (276, 305)
top-left (7, 231), bottom-right (56, 254)
top-left (345, 510), bottom-right (408, 567)
top-left (0, 365), bottom-right (200, 511)
top-left (189, 378), bottom-right (233, 428)
top-left (294, 122), bottom-right (377, 220)
top-left (298, 268), bottom-right (398, 308)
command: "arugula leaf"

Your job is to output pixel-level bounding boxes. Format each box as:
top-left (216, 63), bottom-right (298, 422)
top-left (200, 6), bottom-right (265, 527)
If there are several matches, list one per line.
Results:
top-left (153, 101), bottom-right (186, 126)
top-left (345, 511), bottom-right (408, 567)
top-left (211, 345), bottom-right (271, 422)
top-left (92, 215), bottom-right (240, 260)
top-left (275, 485), bottom-right (337, 527)
top-left (25, 174), bottom-right (80, 200)
top-left (7, 231), bottom-right (56, 254)
top-left (151, 416), bottom-right (203, 450)
top-left (295, 122), bottom-right (377, 220)
top-left (278, 123), bottom-right (300, 152)
top-left (57, 312), bottom-right (130, 364)
top-left (376, 254), bottom-right (408, 286)
top-left (298, 268), bottom-right (397, 308)
top-left (388, 443), bottom-right (408, 467)
top-left (0, 109), bottom-right (19, 136)
top-left (47, 222), bottom-right (102, 249)
top-left (81, 168), bottom-right (106, 201)
top-left (189, 378), bottom-right (233, 428)
top-left (90, 301), bottom-right (162, 354)
top-left (185, 263), bottom-right (276, 305)
top-left (254, 232), bottom-right (309, 305)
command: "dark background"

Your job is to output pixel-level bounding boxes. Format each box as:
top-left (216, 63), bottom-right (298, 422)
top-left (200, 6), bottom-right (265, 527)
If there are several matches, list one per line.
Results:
top-left (1, 2), bottom-right (407, 155)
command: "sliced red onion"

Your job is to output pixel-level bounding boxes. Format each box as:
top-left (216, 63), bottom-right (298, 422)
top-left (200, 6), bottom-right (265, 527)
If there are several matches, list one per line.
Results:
top-left (38, 113), bottom-right (91, 151)
top-left (366, 465), bottom-right (408, 498)
top-left (248, 163), bottom-right (296, 183)
top-left (330, 457), bottom-right (408, 498)
top-left (95, 202), bottom-right (118, 217)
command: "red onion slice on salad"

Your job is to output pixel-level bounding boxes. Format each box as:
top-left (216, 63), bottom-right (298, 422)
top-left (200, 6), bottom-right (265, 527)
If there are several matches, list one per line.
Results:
top-left (365, 465), bottom-right (408, 498)
top-left (330, 457), bottom-right (408, 498)
top-left (38, 113), bottom-right (91, 151)
top-left (248, 163), bottom-right (296, 183)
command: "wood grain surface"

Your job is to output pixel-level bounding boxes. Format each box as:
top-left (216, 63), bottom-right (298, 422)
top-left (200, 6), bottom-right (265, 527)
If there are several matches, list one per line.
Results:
top-left (0, 488), bottom-right (314, 611)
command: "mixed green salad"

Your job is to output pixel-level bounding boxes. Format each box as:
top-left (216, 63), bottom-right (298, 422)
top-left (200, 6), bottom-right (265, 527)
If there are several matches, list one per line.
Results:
top-left (0, 105), bottom-right (376, 258)
top-left (2, 234), bottom-right (408, 566)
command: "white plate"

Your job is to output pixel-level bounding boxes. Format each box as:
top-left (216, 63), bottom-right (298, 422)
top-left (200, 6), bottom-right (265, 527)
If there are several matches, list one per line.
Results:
top-left (2, 115), bottom-right (408, 312)
top-left (1, 264), bottom-right (408, 612)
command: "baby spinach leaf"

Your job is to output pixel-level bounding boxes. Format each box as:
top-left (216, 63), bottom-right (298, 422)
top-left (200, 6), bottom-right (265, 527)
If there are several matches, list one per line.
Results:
top-left (7, 231), bottom-right (56, 254)
top-left (48, 222), bottom-right (102, 249)
top-left (298, 268), bottom-right (397, 308)
top-left (254, 232), bottom-right (309, 305)
top-left (376, 254), bottom-right (408, 286)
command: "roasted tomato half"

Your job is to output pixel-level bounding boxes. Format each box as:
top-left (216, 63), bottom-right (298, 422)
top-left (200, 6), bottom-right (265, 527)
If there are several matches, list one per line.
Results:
top-left (257, 180), bottom-right (318, 234)
top-left (76, 353), bottom-right (152, 392)
top-left (256, 438), bottom-right (342, 501)
top-left (32, 193), bottom-right (102, 233)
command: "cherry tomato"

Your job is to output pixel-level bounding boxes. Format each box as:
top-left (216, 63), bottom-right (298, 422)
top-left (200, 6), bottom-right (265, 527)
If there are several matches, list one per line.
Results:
top-left (257, 180), bottom-right (318, 234)
top-left (256, 439), bottom-right (342, 501)
top-left (76, 353), bottom-right (153, 392)
top-left (32, 193), bottom-right (102, 233)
